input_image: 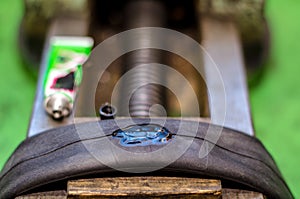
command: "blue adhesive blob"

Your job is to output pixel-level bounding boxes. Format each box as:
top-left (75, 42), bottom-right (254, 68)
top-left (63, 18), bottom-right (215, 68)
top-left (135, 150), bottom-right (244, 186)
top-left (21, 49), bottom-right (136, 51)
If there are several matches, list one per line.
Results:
top-left (112, 124), bottom-right (172, 147)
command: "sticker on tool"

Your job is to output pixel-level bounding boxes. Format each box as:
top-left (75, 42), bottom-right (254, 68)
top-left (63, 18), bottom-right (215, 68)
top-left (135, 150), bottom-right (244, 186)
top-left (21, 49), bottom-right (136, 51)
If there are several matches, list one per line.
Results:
top-left (43, 36), bottom-right (94, 120)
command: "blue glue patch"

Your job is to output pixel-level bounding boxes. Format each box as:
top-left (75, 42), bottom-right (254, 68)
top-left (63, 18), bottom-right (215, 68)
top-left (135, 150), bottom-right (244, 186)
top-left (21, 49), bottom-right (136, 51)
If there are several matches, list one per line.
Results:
top-left (112, 124), bottom-right (172, 147)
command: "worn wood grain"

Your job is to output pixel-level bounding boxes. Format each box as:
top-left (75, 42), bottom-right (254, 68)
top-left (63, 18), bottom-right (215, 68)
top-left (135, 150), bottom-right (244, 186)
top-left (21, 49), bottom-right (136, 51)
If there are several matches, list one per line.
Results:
top-left (67, 177), bottom-right (222, 198)
top-left (15, 190), bottom-right (67, 199)
top-left (222, 189), bottom-right (265, 199)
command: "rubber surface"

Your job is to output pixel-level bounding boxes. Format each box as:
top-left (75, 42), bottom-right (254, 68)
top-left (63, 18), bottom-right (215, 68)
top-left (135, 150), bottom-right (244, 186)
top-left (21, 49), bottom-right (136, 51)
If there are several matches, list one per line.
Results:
top-left (0, 119), bottom-right (293, 199)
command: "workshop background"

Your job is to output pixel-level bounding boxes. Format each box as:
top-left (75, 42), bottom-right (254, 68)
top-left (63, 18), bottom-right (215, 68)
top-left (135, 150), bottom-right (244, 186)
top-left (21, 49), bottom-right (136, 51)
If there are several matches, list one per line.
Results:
top-left (0, 0), bottom-right (299, 197)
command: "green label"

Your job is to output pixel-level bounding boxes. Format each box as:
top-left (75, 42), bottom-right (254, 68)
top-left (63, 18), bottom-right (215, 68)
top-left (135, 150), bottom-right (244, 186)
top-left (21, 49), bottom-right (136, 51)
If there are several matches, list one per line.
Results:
top-left (44, 36), bottom-right (93, 100)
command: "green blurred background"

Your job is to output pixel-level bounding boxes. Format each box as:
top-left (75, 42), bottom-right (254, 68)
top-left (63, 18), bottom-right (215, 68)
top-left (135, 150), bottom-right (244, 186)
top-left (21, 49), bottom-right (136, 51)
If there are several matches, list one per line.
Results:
top-left (0, 0), bottom-right (299, 197)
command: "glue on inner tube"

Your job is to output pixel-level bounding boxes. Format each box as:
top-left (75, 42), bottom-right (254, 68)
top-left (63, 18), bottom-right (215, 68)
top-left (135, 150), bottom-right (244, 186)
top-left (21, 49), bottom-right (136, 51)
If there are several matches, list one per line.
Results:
top-left (44, 36), bottom-right (94, 120)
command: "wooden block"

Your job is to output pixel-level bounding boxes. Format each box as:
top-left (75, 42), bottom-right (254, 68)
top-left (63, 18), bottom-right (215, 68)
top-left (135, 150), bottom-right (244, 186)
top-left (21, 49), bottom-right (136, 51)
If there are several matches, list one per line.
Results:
top-left (222, 189), bottom-right (265, 199)
top-left (67, 177), bottom-right (222, 198)
top-left (15, 190), bottom-right (67, 199)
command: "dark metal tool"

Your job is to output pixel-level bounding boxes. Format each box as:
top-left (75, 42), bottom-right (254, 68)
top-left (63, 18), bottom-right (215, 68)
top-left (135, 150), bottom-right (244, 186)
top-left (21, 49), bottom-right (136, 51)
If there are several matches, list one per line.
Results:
top-left (120, 0), bottom-right (167, 117)
top-left (0, 0), bottom-right (293, 198)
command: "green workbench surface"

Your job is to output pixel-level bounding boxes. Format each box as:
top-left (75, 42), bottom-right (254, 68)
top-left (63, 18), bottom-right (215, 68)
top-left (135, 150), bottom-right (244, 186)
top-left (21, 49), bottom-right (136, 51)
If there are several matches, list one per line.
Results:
top-left (0, 0), bottom-right (299, 197)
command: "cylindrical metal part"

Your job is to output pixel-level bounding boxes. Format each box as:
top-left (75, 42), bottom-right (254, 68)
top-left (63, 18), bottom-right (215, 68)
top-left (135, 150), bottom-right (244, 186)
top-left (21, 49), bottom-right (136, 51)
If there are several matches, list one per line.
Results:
top-left (121, 0), bottom-right (167, 117)
top-left (99, 103), bottom-right (117, 120)
top-left (44, 93), bottom-right (72, 120)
